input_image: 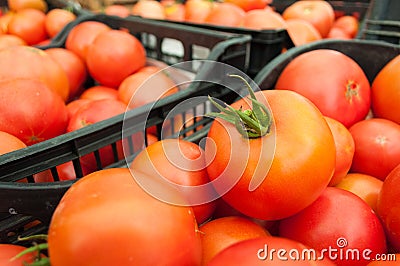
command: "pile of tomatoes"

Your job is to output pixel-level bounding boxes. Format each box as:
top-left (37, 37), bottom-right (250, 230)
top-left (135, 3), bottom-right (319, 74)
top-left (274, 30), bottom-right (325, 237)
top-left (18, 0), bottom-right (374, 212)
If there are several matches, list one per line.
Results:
top-left (101, 0), bottom-right (360, 47)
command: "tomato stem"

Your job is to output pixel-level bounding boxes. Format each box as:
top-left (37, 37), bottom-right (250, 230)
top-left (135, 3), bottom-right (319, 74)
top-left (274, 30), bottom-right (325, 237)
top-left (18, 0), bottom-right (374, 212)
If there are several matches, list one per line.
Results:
top-left (207, 74), bottom-right (271, 138)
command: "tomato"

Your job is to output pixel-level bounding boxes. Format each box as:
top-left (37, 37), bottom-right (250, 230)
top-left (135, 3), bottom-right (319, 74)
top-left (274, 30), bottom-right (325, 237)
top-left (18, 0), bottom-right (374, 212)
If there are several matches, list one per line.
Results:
top-left (103, 5), bottom-right (131, 18)
top-left (132, 0), bottom-right (166, 19)
top-left (335, 173), bottom-right (383, 213)
top-left (7, 8), bottom-right (47, 45)
top-left (0, 34), bottom-right (26, 50)
top-left (0, 79), bottom-right (68, 145)
top-left (349, 118), bottom-right (400, 180)
top-left (48, 168), bottom-right (202, 265)
top-left (130, 139), bottom-right (217, 224)
top-left (279, 187), bottom-right (387, 266)
top-left (45, 47), bottom-right (88, 101)
top-left (327, 27), bottom-right (352, 39)
top-left (332, 15), bottom-right (359, 38)
top-left (0, 131), bottom-right (26, 155)
top-left (65, 21), bottom-right (111, 61)
top-left (117, 69), bottom-right (178, 108)
top-left (275, 49), bottom-right (371, 128)
top-left (163, 2), bottom-right (185, 22)
top-left (0, 13), bottom-right (14, 34)
top-left (0, 244), bottom-right (43, 266)
top-left (377, 163), bottom-right (400, 253)
top-left (44, 8), bottom-right (76, 38)
top-left (7, 0), bottom-right (47, 12)
top-left (204, 2), bottom-right (245, 27)
top-left (200, 216), bottom-right (270, 265)
top-left (241, 9), bottom-right (287, 30)
top-left (371, 54), bottom-right (400, 124)
top-left (0, 45), bottom-right (70, 101)
top-left (205, 89), bottom-right (335, 220)
top-left (208, 236), bottom-right (335, 265)
top-left (325, 116), bottom-right (355, 186)
top-left (66, 98), bottom-right (92, 120)
top-left (79, 85), bottom-right (118, 101)
top-left (86, 29), bottom-right (146, 88)
top-left (184, 0), bottom-right (214, 24)
top-left (224, 0), bottom-right (270, 12)
top-left (282, 0), bottom-right (335, 38)
top-left (285, 19), bottom-right (322, 46)
top-left (34, 159), bottom-right (95, 182)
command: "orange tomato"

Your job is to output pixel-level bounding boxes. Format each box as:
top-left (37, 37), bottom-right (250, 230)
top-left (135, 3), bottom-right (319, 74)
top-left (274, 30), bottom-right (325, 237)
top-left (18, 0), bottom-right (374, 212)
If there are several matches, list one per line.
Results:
top-left (204, 2), bottom-right (245, 27)
top-left (79, 85), bottom-right (119, 101)
top-left (132, 0), bottom-right (166, 19)
top-left (44, 8), bottom-right (76, 38)
top-left (103, 4), bottom-right (131, 18)
top-left (241, 9), bottom-right (287, 30)
top-left (0, 131), bottom-right (26, 155)
top-left (184, 0), bottom-right (214, 24)
top-left (0, 34), bottom-right (26, 50)
top-left (7, 0), bottom-right (47, 12)
top-left (332, 15), bottom-right (359, 38)
top-left (285, 18), bottom-right (322, 46)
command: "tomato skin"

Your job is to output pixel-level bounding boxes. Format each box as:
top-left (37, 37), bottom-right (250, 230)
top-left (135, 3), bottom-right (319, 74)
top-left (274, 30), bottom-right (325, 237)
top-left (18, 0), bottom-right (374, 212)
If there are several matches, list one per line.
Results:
top-left (205, 90), bottom-right (335, 220)
top-left (0, 244), bottom-right (42, 266)
top-left (79, 85), bottom-right (118, 101)
top-left (275, 49), bottom-right (371, 128)
top-left (208, 236), bottom-right (335, 265)
top-left (377, 164), bottom-right (400, 253)
top-left (132, 0), bottom-right (166, 19)
top-left (332, 15), bottom-right (359, 38)
top-left (285, 18), bottom-right (322, 46)
top-left (0, 79), bottom-right (68, 145)
top-left (104, 5), bottom-right (131, 18)
top-left (371, 54), bottom-right (400, 124)
top-left (204, 2), bottom-right (245, 27)
top-left (184, 0), bottom-right (213, 24)
top-left (86, 29), bottom-right (146, 88)
top-left (130, 139), bottom-right (217, 225)
top-left (241, 9), bottom-right (287, 30)
top-left (224, 0), bottom-right (269, 12)
top-left (44, 8), bottom-right (76, 38)
top-left (48, 168), bottom-right (202, 266)
top-left (279, 187), bottom-right (387, 266)
top-left (0, 34), bottom-right (27, 50)
top-left (349, 118), bottom-right (400, 180)
top-left (199, 216), bottom-right (269, 265)
top-left (0, 131), bottom-right (26, 155)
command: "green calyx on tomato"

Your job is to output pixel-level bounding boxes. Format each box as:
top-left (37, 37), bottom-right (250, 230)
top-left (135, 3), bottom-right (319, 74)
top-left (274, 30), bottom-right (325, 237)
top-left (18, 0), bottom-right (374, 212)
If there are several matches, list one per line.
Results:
top-left (11, 235), bottom-right (50, 266)
top-left (207, 74), bottom-right (272, 139)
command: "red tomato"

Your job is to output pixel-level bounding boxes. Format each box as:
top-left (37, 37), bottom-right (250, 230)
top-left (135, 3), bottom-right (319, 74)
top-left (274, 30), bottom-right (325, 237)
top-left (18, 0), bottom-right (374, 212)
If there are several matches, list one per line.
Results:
top-left (104, 5), bottom-right (131, 18)
top-left (86, 29), bottom-right (146, 88)
top-left (0, 34), bottom-right (26, 50)
top-left (0, 79), bottom-right (68, 145)
top-left (332, 15), bottom-right (359, 38)
top-left (44, 8), bottom-right (76, 38)
top-left (79, 85), bottom-right (118, 101)
top-left (163, 2), bottom-right (185, 22)
top-left (285, 19), bottom-right (322, 46)
top-left (224, 0), bottom-right (269, 12)
top-left (279, 187), bottom-right (387, 266)
top-left (200, 216), bottom-right (270, 265)
top-left (325, 116), bottom-right (355, 186)
top-left (282, 0), bottom-right (335, 38)
top-left (45, 47), bottom-right (88, 101)
top-left (327, 27), bottom-right (352, 39)
top-left (335, 173), bottom-right (383, 213)
top-left (0, 131), bottom-right (26, 155)
top-left (65, 21), bottom-right (111, 61)
top-left (132, 0), bottom-right (166, 19)
top-left (371, 54), bottom-right (400, 124)
top-left (349, 118), bottom-right (400, 180)
top-left (66, 98), bottom-right (92, 120)
top-left (377, 163), bottom-right (400, 253)
top-left (48, 168), bottom-right (202, 265)
top-left (275, 49), bottom-right (370, 128)
top-left (184, 0), bottom-right (214, 24)
top-left (0, 244), bottom-right (43, 266)
top-left (0, 45), bottom-right (70, 101)
top-left (241, 9), bottom-right (287, 30)
top-left (34, 160), bottom-right (95, 182)
top-left (7, 0), bottom-right (47, 12)
top-left (204, 2), bottom-right (245, 27)
top-left (208, 236), bottom-right (335, 265)
top-left (0, 13), bottom-right (14, 34)
top-left (7, 8), bottom-right (47, 45)
top-left (130, 139), bottom-right (217, 225)
top-left (205, 89), bottom-right (335, 220)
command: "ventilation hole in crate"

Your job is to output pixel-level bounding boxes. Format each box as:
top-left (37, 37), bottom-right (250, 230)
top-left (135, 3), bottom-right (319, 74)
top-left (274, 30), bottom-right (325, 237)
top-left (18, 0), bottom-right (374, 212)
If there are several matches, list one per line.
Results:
top-left (161, 38), bottom-right (184, 58)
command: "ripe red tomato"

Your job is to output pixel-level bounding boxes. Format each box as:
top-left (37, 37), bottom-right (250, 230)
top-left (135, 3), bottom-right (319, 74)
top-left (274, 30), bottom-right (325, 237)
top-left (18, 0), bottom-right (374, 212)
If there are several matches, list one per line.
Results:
top-left (0, 244), bottom-right (43, 266)
top-left (349, 118), bottom-right (400, 180)
top-left (163, 1), bottom-right (185, 22)
top-left (66, 98), bottom-right (92, 120)
top-left (103, 5), bottom-right (131, 18)
top-left (7, 8), bottom-right (47, 45)
top-left (377, 163), bottom-right (400, 253)
top-left (241, 9), bottom-right (287, 30)
top-left (324, 116), bottom-right (355, 186)
top-left (0, 45), bottom-right (70, 101)
top-left (44, 8), bottom-right (76, 38)
top-left (199, 216), bottom-right (270, 265)
top-left (332, 15), bottom-right (359, 38)
top-left (184, 0), bottom-right (214, 24)
top-left (7, 0), bottom-right (47, 12)
top-left (79, 85), bottom-right (118, 101)
top-left (0, 79), bottom-right (68, 145)
top-left (86, 29), bottom-right (146, 88)
top-left (327, 27), bottom-right (352, 40)
top-left (371, 54), bottom-right (400, 124)
top-left (130, 139), bottom-right (217, 225)
top-left (208, 236), bottom-right (335, 265)
top-left (0, 13), bottom-right (14, 35)
top-left (279, 187), bottom-right (387, 266)
top-left (285, 19), bottom-right (322, 46)
top-left (132, 0), bottom-right (166, 19)
top-left (0, 34), bottom-right (26, 50)
top-left (335, 173), bottom-right (383, 213)
top-left (204, 2), bottom-right (245, 27)
top-left (48, 168), bottom-right (202, 265)
top-left (65, 21), bottom-right (111, 61)
top-left (45, 47), bottom-right (88, 101)
top-left (224, 0), bottom-right (269, 12)
top-left (0, 131), bottom-right (26, 155)
top-left (275, 49), bottom-right (370, 128)
top-left (282, 0), bottom-right (335, 38)
top-left (205, 89), bottom-right (335, 220)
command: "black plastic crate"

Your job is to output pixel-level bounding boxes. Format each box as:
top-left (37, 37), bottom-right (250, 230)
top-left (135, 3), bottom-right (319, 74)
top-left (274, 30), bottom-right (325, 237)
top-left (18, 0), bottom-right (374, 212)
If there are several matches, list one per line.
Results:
top-left (0, 14), bottom-right (251, 244)
top-left (357, 0), bottom-right (400, 45)
top-left (253, 39), bottom-right (400, 91)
